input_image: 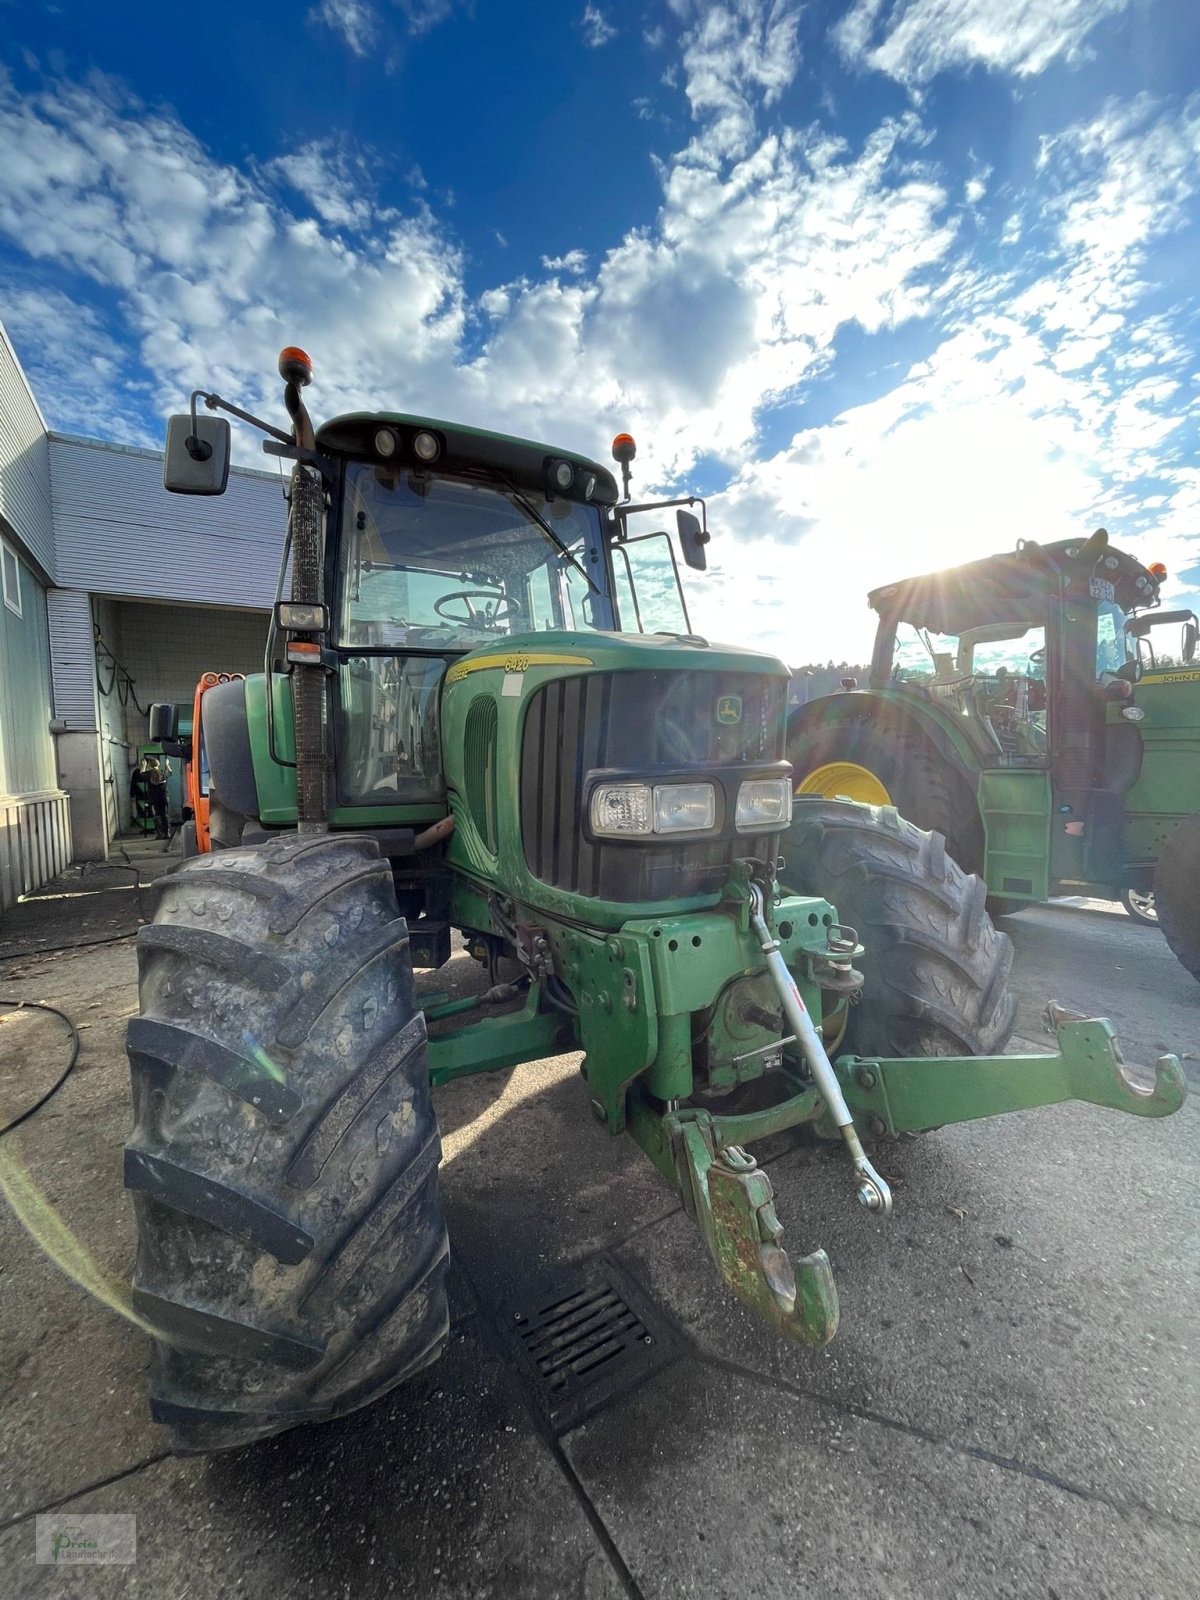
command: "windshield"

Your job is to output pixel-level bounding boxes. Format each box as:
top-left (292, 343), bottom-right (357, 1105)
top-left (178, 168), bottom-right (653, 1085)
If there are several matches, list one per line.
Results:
top-left (335, 464), bottom-right (609, 648)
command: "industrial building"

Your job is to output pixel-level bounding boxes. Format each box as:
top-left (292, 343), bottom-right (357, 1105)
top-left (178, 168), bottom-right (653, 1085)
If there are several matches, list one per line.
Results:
top-left (0, 320), bottom-right (284, 911)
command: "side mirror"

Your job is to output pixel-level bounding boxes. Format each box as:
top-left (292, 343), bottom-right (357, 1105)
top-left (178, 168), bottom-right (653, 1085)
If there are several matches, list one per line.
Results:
top-left (148, 703), bottom-right (179, 742)
top-left (676, 508), bottom-right (710, 572)
top-left (164, 413), bottom-right (231, 495)
top-left (1184, 621), bottom-right (1198, 664)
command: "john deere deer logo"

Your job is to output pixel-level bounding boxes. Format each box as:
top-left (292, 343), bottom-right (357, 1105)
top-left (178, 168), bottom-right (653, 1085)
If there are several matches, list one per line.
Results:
top-left (716, 695), bottom-right (742, 725)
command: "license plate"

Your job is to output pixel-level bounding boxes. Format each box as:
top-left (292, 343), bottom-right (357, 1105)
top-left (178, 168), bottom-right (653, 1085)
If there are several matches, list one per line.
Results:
top-left (1089, 576), bottom-right (1116, 602)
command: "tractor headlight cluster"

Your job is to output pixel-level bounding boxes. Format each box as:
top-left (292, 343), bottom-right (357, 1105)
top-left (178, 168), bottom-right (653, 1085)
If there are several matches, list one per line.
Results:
top-left (735, 777), bottom-right (792, 832)
top-left (590, 781), bottom-right (716, 837)
top-left (545, 457), bottom-right (598, 500)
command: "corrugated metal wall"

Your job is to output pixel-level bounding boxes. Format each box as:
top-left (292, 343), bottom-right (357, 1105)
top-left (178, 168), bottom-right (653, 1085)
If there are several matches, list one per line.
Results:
top-left (49, 434), bottom-right (285, 608)
top-left (0, 328), bottom-right (71, 907)
top-left (47, 588), bottom-right (98, 730)
top-left (0, 549), bottom-right (57, 795)
top-left (0, 325), bottom-right (53, 578)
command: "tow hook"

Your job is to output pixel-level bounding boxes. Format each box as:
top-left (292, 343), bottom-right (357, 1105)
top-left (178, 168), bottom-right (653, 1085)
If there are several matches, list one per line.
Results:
top-left (747, 883), bottom-right (893, 1216)
top-left (668, 1112), bottom-right (839, 1347)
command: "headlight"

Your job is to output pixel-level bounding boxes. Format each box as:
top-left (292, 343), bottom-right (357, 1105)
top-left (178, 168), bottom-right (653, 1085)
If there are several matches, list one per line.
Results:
top-left (590, 780), bottom-right (716, 837)
top-left (735, 777), bottom-right (792, 831)
top-left (590, 783), bottom-right (652, 836)
top-left (654, 782), bottom-right (716, 834)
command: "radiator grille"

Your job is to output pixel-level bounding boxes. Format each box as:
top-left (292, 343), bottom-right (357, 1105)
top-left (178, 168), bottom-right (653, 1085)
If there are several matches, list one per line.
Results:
top-left (520, 668), bottom-right (787, 899)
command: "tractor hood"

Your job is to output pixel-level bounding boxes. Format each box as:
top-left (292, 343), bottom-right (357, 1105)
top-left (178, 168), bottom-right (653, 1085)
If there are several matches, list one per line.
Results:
top-left (448, 628), bottom-right (791, 683)
top-left (869, 537), bottom-right (1162, 633)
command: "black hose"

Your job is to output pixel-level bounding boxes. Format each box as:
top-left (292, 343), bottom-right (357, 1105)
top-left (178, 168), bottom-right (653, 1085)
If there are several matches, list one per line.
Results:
top-left (544, 976), bottom-right (579, 1017)
top-left (0, 999), bottom-right (82, 1138)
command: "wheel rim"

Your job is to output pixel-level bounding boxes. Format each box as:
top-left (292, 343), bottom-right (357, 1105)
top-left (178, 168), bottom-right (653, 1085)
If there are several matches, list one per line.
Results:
top-left (797, 761), bottom-right (892, 806)
top-left (1123, 888), bottom-right (1157, 923)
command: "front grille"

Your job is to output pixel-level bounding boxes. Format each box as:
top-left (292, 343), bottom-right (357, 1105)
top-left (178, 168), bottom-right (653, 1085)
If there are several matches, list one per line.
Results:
top-left (520, 668), bottom-right (787, 899)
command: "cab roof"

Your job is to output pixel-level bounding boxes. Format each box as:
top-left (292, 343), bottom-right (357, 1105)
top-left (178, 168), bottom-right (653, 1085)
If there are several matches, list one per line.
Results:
top-left (316, 411), bottom-right (620, 507)
top-left (868, 536), bottom-right (1160, 634)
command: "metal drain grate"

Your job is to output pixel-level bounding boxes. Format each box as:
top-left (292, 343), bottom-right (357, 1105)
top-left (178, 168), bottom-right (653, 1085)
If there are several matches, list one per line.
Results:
top-left (500, 1255), bottom-right (679, 1434)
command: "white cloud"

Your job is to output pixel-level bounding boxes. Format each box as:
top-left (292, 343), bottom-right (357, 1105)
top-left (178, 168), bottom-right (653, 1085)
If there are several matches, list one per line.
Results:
top-left (309, 0), bottom-right (459, 56)
top-left (675, 0), bottom-right (803, 159)
top-left (691, 92), bottom-right (1200, 658)
top-left (835, 0), bottom-right (1131, 88)
top-left (0, 280), bottom-right (154, 446)
top-left (1, 12), bottom-right (1197, 662)
top-left (0, 23), bottom-right (957, 506)
top-left (540, 249), bottom-right (589, 274)
top-left (580, 5), bottom-right (617, 48)
top-left (309, 0), bottom-right (380, 57)
top-left (264, 140), bottom-right (385, 230)
top-left (964, 164), bottom-right (990, 206)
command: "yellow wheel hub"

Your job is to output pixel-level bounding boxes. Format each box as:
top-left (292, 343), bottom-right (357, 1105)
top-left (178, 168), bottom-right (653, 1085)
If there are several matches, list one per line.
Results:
top-left (796, 761), bottom-right (892, 807)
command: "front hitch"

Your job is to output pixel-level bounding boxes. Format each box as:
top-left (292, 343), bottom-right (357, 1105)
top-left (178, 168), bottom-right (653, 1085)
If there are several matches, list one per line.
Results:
top-left (628, 1002), bottom-right (1183, 1354)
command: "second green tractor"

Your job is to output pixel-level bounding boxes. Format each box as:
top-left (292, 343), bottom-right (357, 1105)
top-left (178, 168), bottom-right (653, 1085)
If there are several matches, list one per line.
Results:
top-left (787, 531), bottom-right (1200, 983)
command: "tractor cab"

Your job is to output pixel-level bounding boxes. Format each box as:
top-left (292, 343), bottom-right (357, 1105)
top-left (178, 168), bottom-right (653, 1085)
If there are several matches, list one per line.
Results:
top-left (866, 532), bottom-right (1162, 773)
top-left (291, 412), bottom-right (707, 811)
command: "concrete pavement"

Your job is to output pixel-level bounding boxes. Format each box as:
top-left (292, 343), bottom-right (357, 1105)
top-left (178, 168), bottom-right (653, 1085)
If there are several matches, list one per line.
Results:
top-left (0, 852), bottom-right (1196, 1597)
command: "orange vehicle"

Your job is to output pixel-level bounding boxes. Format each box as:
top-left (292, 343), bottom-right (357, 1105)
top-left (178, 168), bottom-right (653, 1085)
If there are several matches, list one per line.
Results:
top-left (182, 672), bottom-right (244, 855)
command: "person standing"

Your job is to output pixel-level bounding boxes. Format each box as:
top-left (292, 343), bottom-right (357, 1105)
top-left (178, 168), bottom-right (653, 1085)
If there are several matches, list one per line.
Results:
top-left (137, 754), bottom-right (172, 839)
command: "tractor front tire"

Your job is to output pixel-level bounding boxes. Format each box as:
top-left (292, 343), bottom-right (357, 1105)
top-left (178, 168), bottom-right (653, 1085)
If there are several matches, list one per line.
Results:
top-left (125, 833), bottom-right (449, 1453)
top-left (783, 799), bottom-right (1016, 1058)
top-left (1155, 816), bottom-right (1200, 984)
top-left (788, 720), bottom-right (984, 878)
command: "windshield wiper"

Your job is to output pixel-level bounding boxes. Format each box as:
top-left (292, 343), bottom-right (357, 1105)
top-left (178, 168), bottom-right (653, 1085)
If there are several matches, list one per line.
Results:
top-left (499, 477), bottom-right (599, 593)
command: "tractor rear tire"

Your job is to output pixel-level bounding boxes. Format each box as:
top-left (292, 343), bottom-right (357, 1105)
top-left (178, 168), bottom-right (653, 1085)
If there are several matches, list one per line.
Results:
top-left (1155, 816), bottom-right (1200, 984)
top-left (125, 833), bottom-right (449, 1453)
top-left (783, 799), bottom-right (1016, 1058)
top-left (788, 720), bottom-right (984, 878)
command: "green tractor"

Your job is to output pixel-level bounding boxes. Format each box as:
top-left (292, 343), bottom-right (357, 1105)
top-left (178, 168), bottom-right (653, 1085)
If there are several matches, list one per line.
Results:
top-left (131, 353), bottom-right (1185, 1453)
top-left (787, 532), bottom-right (1200, 983)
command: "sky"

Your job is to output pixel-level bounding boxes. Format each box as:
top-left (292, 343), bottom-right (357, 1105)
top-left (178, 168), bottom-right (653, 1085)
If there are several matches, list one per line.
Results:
top-left (1, 0), bottom-right (1198, 663)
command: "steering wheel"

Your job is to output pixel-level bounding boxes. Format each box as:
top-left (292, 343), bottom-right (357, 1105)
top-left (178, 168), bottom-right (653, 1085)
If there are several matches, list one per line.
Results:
top-left (433, 590), bottom-right (519, 628)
